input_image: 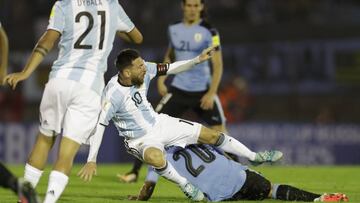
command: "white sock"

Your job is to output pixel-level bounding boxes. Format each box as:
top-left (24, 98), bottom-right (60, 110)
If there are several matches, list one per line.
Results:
top-left (43, 171), bottom-right (69, 203)
top-left (154, 162), bottom-right (187, 187)
top-left (24, 163), bottom-right (43, 188)
top-left (217, 134), bottom-right (257, 161)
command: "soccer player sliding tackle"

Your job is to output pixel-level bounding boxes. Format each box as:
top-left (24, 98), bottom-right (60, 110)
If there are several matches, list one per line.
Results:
top-left (78, 45), bottom-right (283, 201)
top-left (128, 144), bottom-right (349, 202)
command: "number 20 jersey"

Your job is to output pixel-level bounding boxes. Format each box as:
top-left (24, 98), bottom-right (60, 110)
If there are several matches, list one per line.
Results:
top-left (147, 145), bottom-right (248, 202)
top-left (47, 0), bottom-right (134, 95)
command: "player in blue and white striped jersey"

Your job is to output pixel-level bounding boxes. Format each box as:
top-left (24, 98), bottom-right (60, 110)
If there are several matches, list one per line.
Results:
top-left (5, 1), bottom-right (142, 202)
top-left (78, 46), bottom-right (282, 201)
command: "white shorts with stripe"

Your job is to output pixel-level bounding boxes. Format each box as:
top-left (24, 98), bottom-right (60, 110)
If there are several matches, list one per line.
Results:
top-left (125, 113), bottom-right (202, 159)
top-left (39, 78), bottom-right (101, 144)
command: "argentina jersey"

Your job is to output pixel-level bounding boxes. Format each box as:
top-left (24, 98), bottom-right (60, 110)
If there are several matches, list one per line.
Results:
top-left (47, 0), bottom-right (135, 95)
top-left (98, 62), bottom-right (160, 139)
top-left (168, 145), bottom-right (246, 202)
top-left (169, 20), bottom-right (221, 92)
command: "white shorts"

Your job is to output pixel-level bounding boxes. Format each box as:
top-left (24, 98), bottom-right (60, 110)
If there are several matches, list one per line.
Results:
top-left (39, 78), bottom-right (101, 144)
top-left (125, 114), bottom-right (202, 159)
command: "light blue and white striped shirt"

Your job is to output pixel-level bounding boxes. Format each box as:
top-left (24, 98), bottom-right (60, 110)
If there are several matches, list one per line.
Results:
top-left (47, 0), bottom-right (134, 95)
top-left (98, 62), bottom-right (159, 139)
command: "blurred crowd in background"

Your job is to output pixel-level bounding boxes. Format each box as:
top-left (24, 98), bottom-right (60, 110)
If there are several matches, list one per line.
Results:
top-left (1, 0), bottom-right (360, 123)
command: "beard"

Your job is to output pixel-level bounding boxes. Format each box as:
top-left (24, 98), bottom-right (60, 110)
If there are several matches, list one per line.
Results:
top-left (132, 77), bottom-right (144, 87)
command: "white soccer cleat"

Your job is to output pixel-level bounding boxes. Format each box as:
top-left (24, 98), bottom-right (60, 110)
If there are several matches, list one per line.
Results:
top-left (180, 182), bottom-right (205, 201)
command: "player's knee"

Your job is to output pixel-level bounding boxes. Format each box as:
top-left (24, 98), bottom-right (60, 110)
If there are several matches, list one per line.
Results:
top-left (198, 126), bottom-right (221, 144)
top-left (143, 148), bottom-right (165, 168)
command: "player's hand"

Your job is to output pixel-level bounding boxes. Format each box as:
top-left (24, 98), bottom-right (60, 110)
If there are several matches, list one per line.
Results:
top-left (77, 162), bottom-right (97, 182)
top-left (4, 72), bottom-right (29, 90)
top-left (200, 91), bottom-right (215, 110)
top-left (198, 45), bottom-right (218, 63)
top-left (157, 81), bottom-right (168, 97)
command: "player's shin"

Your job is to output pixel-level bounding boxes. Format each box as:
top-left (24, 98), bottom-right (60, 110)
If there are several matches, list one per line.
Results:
top-left (153, 161), bottom-right (187, 187)
top-left (272, 184), bottom-right (321, 202)
top-left (43, 171), bottom-right (69, 203)
top-left (214, 133), bottom-right (256, 160)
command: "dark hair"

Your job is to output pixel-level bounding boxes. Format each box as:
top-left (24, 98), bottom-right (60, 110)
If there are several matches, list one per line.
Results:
top-left (115, 49), bottom-right (140, 72)
top-left (182, 0), bottom-right (207, 19)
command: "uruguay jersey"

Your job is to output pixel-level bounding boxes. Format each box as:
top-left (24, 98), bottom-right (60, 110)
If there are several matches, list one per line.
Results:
top-left (47, 0), bottom-right (134, 95)
top-left (168, 20), bottom-right (221, 92)
top-left (146, 145), bottom-right (247, 202)
top-left (98, 62), bottom-right (160, 139)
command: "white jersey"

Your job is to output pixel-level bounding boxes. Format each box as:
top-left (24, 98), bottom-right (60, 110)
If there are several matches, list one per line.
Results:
top-left (98, 62), bottom-right (160, 139)
top-left (47, 0), bottom-right (134, 95)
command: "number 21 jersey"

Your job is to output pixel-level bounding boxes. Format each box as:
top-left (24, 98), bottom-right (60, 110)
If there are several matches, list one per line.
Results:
top-left (47, 0), bottom-right (134, 95)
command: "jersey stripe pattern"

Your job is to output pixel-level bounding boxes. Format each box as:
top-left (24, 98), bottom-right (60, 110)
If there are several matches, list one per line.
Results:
top-left (47, 0), bottom-right (134, 95)
top-left (98, 62), bottom-right (159, 139)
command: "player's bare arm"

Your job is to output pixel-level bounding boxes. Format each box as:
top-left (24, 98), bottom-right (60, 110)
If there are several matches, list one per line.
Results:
top-left (117, 27), bottom-right (143, 44)
top-left (128, 181), bottom-right (156, 201)
top-left (200, 48), bottom-right (223, 110)
top-left (5, 29), bottom-right (60, 89)
top-left (0, 26), bottom-right (8, 85)
top-left (161, 45), bottom-right (218, 75)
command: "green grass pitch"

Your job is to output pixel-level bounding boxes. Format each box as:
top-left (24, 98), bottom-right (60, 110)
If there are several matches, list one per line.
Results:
top-left (1, 164), bottom-right (359, 203)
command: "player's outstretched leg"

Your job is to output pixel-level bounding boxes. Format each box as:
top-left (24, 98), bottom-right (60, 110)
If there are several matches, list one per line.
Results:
top-left (272, 184), bottom-right (349, 202)
top-left (197, 127), bottom-right (283, 164)
top-left (144, 147), bottom-right (205, 201)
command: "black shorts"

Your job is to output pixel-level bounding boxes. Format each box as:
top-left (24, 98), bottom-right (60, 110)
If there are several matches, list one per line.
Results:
top-left (156, 87), bottom-right (226, 126)
top-left (225, 169), bottom-right (271, 201)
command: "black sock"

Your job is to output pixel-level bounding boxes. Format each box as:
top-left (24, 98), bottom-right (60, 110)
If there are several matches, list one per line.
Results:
top-left (275, 184), bottom-right (321, 202)
top-left (0, 163), bottom-right (18, 193)
top-left (129, 158), bottom-right (143, 176)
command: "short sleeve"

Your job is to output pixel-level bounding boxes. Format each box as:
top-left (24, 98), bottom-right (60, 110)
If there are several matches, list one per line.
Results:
top-left (116, 3), bottom-right (135, 32)
top-left (209, 28), bottom-right (221, 47)
top-left (47, 1), bottom-right (65, 34)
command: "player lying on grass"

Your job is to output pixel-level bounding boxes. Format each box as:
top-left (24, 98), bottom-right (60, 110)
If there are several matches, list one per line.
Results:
top-left (78, 46), bottom-right (282, 201)
top-left (127, 144), bottom-right (349, 202)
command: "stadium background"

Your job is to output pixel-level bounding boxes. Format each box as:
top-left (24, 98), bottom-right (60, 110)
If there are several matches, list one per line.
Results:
top-left (0, 0), bottom-right (360, 165)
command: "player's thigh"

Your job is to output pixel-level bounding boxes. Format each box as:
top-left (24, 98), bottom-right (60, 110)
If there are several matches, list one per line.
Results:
top-left (62, 84), bottom-right (101, 144)
top-left (158, 114), bottom-right (202, 147)
top-left (197, 95), bottom-right (226, 126)
top-left (124, 136), bottom-right (165, 162)
top-left (39, 78), bottom-right (72, 137)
